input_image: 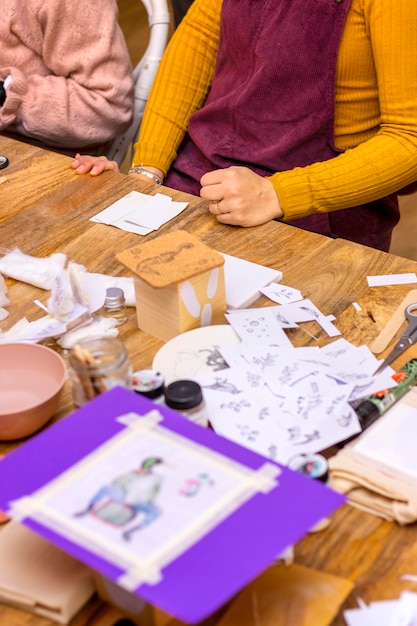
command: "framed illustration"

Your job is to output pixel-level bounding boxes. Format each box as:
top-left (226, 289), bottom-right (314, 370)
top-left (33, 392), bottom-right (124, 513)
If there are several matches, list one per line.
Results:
top-left (0, 387), bottom-right (344, 624)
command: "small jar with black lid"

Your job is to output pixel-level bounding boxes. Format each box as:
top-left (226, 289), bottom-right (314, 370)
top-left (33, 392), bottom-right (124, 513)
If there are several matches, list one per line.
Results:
top-left (164, 379), bottom-right (208, 427)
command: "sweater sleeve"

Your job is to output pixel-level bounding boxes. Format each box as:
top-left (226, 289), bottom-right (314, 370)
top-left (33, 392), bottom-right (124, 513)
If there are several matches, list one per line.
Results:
top-left (0, 0), bottom-right (134, 149)
top-left (132, 0), bottom-right (221, 173)
top-left (273, 0), bottom-right (417, 222)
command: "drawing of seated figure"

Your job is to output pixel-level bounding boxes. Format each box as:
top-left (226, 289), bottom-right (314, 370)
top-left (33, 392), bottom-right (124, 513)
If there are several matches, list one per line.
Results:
top-left (74, 457), bottom-right (163, 541)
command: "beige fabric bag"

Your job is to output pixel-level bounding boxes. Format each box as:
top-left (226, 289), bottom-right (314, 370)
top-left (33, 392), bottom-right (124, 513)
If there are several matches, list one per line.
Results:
top-left (329, 387), bottom-right (417, 524)
top-left (0, 520), bottom-right (95, 623)
top-left (329, 446), bottom-right (417, 524)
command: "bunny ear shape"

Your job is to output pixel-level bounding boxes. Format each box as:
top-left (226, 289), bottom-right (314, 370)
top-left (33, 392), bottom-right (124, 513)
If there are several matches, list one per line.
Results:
top-left (180, 280), bottom-right (201, 319)
top-left (201, 303), bottom-right (213, 326)
top-left (206, 267), bottom-right (220, 299)
top-left (181, 269), bottom-right (221, 327)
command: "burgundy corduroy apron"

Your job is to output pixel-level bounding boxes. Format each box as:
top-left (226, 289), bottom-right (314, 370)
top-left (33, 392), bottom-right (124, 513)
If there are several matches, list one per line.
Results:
top-left (165, 0), bottom-right (399, 251)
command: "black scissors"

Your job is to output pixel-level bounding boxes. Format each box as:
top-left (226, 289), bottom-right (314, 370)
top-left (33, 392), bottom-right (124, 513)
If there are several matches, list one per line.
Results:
top-left (373, 302), bottom-right (417, 374)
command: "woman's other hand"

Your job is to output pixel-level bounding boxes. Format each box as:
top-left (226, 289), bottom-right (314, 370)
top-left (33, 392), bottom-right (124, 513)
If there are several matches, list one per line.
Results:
top-left (200, 166), bottom-right (283, 227)
top-left (71, 154), bottom-right (119, 175)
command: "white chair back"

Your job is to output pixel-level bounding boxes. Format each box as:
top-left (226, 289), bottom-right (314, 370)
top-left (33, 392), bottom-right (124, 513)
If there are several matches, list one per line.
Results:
top-left (107, 0), bottom-right (171, 166)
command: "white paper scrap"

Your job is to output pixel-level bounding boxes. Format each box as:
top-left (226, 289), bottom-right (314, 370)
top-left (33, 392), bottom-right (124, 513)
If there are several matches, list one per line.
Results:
top-left (260, 283), bottom-right (303, 304)
top-left (278, 299), bottom-right (341, 338)
top-left (221, 253), bottom-right (282, 309)
top-left (367, 273), bottom-right (417, 287)
top-left (126, 192), bottom-right (188, 231)
top-left (344, 591), bottom-right (417, 626)
top-left (344, 600), bottom-right (398, 626)
top-left (0, 316), bottom-right (67, 343)
top-left (225, 307), bottom-right (294, 347)
top-left (90, 190), bottom-right (188, 235)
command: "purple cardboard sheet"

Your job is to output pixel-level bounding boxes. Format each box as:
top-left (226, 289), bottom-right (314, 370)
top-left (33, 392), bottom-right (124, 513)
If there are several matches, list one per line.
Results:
top-left (0, 387), bottom-right (345, 624)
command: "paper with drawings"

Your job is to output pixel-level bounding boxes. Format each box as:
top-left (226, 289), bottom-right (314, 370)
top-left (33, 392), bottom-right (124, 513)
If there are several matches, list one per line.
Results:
top-left (260, 283), bottom-right (303, 304)
top-left (226, 299), bottom-right (341, 344)
top-left (225, 307), bottom-right (295, 346)
top-left (196, 361), bottom-right (360, 465)
top-left (196, 337), bottom-right (398, 464)
top-left (90, 191), bottom-right (188, 235)
top-left (222, 338), bottom-right (396, 401)
top-left (196, 365), bottom-right (295, 462)
top-left (277, 299), bottom-right (341, 337)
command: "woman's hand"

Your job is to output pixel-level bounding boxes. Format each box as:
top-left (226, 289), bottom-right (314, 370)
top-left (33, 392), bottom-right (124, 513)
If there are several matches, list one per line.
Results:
top-left (71, 154), bottom-right (119, 176)
top-left (200, 166), bottom-right (283, 226)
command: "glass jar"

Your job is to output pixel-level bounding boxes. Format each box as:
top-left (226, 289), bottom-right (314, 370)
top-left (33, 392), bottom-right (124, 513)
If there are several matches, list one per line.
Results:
top-left (164, 379), bottom-right (208, 426)
top-left (68, 337), bottom-right (132, 406)
top-left (102, 287), bottom-right (127, 326)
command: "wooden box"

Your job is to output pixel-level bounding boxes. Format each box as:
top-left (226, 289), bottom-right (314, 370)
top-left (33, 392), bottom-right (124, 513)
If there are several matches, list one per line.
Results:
top-left (117, 230), bottom-right (226, 341)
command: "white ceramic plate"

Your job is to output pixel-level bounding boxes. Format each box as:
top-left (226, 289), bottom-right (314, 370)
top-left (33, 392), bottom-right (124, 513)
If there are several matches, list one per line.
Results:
top-left (152, 324), bottom-right (241, 385)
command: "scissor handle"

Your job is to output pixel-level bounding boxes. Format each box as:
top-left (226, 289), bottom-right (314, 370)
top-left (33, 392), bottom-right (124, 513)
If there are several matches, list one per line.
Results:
top-left (403, 303), bottom-right (417, 340)
top-left (405, 302), bottom-right (417, 319)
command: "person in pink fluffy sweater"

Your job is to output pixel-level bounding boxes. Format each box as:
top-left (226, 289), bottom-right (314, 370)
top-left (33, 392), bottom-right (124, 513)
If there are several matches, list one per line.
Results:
top-left (0, 0), bottom-right (134, 156)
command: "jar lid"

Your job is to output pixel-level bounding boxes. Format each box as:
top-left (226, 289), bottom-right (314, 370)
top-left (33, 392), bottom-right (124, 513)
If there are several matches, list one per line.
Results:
top-left (105, 287), bottom-right (126, 308)
top-left (287, 453), bottom-right (329, 483)
top-left (164, 380), bottom-right (203, 411)
top-left (131, 369), bottom-right (165, 399)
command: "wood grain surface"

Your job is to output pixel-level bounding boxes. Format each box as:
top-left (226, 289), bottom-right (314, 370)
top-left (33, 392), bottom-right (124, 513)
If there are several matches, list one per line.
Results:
top-left (2, 136), bottom-right (417, 626)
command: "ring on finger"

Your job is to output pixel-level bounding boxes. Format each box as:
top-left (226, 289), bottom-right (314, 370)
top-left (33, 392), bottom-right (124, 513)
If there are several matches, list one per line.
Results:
top-left (209, 200), bottom-right (222, 214)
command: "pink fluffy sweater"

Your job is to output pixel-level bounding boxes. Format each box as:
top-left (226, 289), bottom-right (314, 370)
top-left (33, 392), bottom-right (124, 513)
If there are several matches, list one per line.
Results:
top-left (0, 0), bottom-right (134, 154)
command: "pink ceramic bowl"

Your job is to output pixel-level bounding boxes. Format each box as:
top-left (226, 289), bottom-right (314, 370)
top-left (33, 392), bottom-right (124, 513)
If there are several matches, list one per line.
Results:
top-left (0, 342), bottom-right (67, 440)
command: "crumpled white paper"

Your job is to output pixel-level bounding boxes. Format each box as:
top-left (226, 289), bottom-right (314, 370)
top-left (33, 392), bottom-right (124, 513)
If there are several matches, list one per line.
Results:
top-left (56, 316), bottom-right (120, 349)
top-left (0, 251), bottom-right (133, 346)
top-left (46, 262), bottom-right (106, 321)
top-left (90, 273), bottom-right (135, 307)
top-left (0, 248), bottom-right (66, 290)
top-left (0, 261), bottom-right (109, 345)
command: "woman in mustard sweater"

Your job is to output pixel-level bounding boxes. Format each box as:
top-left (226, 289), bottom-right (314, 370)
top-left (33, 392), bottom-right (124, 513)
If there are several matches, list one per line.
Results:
top-left (73, 0), bottom-right (417, 251)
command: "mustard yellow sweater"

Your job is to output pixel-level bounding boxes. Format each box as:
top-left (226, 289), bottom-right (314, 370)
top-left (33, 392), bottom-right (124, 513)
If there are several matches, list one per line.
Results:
top-left (134, 0), bottom-right (417, 222)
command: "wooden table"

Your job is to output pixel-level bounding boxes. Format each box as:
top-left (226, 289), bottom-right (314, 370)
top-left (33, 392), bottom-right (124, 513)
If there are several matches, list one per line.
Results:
top-left (2, 135), bottom-right (417, 625)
